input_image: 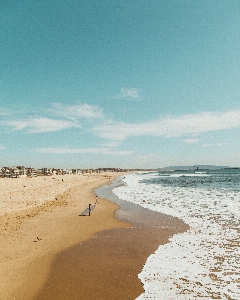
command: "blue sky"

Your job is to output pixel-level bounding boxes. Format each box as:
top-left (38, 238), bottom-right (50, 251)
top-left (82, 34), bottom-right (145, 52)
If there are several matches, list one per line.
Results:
top-left (1, 0), bottom-right (240, 169)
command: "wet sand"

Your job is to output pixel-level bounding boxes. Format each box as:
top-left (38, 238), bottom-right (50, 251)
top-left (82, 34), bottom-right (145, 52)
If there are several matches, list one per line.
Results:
top-left (35, 177), bottom-right (189, 300)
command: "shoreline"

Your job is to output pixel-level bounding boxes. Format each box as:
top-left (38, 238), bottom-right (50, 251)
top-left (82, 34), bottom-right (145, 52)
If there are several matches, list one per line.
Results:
top-left (35, 176), bottom-right (189, 299)
top-left (0, 173), bottom-right (189, 299)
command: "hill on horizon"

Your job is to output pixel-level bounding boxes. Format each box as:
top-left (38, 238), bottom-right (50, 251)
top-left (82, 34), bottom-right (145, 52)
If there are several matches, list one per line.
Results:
top-left (160, 165), bottom-right (230, 171)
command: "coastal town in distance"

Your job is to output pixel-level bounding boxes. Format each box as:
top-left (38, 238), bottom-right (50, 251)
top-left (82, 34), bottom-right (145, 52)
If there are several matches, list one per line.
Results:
top-left (0, 166), bottom-right (154, 178)
top-left (1, 165), bottom-right (238, 178)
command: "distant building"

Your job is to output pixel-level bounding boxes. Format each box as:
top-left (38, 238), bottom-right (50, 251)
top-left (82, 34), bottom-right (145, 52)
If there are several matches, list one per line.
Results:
top-left (12, 168), bottom-right (20, 178)
top-left (41, 168), bottom-right (52, 176)
top-left (2, 168), bottom-right (12, 178)
top-left (72, 169), bottom-right (82, 175)
top-left (27, 167), bottom-right (37, 177)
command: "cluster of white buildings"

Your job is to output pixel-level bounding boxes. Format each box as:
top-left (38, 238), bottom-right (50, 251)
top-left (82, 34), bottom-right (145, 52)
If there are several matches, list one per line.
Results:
top-left (0, 166), bottom-right (83, 178)
top-left (0, 166), bottom-right (130, 178)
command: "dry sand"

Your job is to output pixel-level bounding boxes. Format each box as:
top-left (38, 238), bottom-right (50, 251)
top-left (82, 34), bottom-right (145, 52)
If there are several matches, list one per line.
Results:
top-left (0, 173), bottom-right (131, 299)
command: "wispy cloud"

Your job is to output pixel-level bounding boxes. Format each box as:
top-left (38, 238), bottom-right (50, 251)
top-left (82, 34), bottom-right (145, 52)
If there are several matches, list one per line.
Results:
top-left (0, 145), bottom-right (5, 150)
top-left (50, 103), bottom-right (104, 120)
top-left (116, 88), bottom-right (143, 100)
top-left (201, 143), bottom-right (226, 148)
top-left (0, 109), bottom-right (10, 116)
top-left (2, 103), bottom-right (240, 147)
top-left (93, 109), bottom-right (240, 140)
top-left (100, 141), bottom-right (122, 148)
top-left (1, 102), bottom-right (104, 134)
top-left (33, 147), bottom-right (133, 155)
top-left (183, 138), bottom-right (200, 144)
top-left (5, 118), bottom-right (80, 133)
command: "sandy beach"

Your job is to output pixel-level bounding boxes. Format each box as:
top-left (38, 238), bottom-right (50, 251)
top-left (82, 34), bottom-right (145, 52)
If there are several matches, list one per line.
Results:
top-left (0, 173), bottom-right (188, 300)
top-left (0, 173), bottom-right (129, 299)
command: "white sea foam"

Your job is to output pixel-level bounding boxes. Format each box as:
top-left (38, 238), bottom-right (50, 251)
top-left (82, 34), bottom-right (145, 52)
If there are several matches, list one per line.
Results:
top-left (113, 173), bottom-right (240, 299)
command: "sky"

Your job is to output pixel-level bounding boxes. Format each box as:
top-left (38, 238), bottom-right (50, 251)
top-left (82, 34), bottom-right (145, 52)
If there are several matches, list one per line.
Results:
top-left (1, 0), bottom-right (240, 169)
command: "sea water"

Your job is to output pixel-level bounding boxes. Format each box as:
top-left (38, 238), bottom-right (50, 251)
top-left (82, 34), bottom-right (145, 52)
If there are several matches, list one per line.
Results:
top-left (113, 169), bottom-right (240, 299)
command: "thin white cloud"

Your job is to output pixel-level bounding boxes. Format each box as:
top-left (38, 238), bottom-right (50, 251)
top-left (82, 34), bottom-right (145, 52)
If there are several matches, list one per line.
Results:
top-left (1, 102), bottom-right (102, 134)
top-left (5, 118), bottom-right (80, 133)
top-left (100, 141), bottom-right (122, 148)
top-left (33, 147), bottom-right (133, 155)
top-left (50, 103), bottom-right (104, 120)
top-left (201, 143), bottom-right (226, 148)
top-left (93, 109), bottom-right (240, 140)
top-left (0, 109), bottom-right (9, 116)
top-left (183, 138), bottom-right (200, 144)
top-left (117, 88), bottom-right (143, 100)
top-left (0, 145), bottom-right (5, 150)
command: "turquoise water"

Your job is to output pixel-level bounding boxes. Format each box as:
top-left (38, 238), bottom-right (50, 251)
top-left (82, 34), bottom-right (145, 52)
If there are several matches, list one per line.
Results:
top-left (142, 168), bottom-right (240, 191)
top-left (113, 170), bottom-right (240, 299)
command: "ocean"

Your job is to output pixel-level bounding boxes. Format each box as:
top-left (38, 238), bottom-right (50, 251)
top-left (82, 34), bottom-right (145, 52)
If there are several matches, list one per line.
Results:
top-left (113, 169), bottom-right (240, 299)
